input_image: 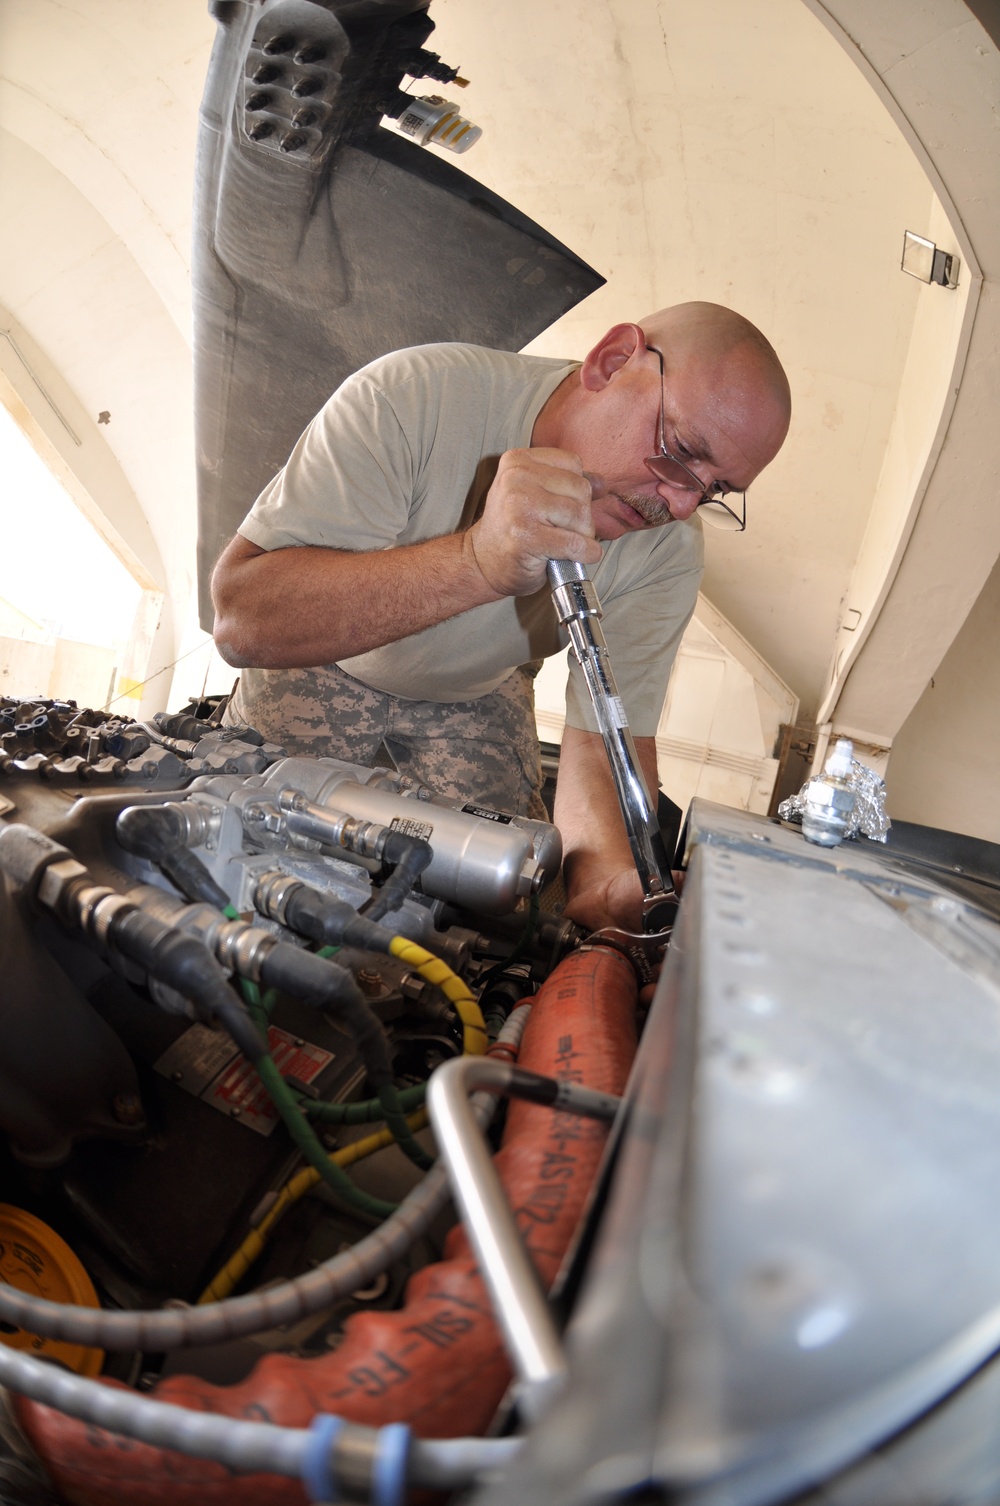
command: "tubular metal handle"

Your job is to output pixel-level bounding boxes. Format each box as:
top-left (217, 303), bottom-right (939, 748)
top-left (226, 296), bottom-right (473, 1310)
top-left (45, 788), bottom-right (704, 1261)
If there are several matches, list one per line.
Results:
top-left (545, 557), bottom-right (674, 916)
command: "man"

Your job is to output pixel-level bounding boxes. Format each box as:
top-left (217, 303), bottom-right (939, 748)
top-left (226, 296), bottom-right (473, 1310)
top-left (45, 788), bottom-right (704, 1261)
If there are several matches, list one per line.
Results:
top-left (212, 303), bottom-right (791, 931)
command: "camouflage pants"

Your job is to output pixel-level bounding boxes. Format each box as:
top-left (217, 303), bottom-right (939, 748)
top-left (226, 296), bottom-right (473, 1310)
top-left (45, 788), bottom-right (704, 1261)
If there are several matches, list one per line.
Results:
top-left (227, 662), bottom-right (547, 819)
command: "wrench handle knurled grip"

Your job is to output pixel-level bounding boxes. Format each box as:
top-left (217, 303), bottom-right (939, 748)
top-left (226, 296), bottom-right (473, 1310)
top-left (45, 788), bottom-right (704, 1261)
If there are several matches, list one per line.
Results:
top-left (546, 558), bottom-right (672, 905)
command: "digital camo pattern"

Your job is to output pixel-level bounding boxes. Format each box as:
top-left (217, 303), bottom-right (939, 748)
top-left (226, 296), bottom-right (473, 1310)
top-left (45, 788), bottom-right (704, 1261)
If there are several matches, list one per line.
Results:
top-left (227, 662), bottom-right (547, 819)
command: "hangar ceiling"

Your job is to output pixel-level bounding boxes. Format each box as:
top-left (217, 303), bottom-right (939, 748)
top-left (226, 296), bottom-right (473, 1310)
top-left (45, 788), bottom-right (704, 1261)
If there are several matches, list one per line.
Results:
top-left (0, 0), bottom-right (997, 769)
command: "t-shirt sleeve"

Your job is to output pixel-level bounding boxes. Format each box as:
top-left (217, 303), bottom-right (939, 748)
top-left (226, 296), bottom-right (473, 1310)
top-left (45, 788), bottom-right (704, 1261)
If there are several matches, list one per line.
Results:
top-left (237, 371), bottom-right (416, 553)
top-left (563, 521), bottom-right (704, 738)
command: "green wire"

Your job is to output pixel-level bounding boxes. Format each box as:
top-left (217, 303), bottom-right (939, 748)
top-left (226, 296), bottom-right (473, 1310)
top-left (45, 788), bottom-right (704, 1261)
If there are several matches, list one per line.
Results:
top-left (233, 922), bottom-right (428, 1184)
top-left (375, 1081), bottom-right (434, 1170)
top-left (300, 1081), bottom-right (427, 1123)
top-left (239, 978), bottom-right (397, 1220)
top-left (310, 943), bottom-right (432, 1168)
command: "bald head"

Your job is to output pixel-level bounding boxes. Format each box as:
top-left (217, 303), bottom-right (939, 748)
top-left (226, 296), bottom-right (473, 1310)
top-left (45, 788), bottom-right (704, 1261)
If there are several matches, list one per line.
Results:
top-left (641, 301), bottom-right (791, 461)
top-left (532, 301), bottom-right (790, 539)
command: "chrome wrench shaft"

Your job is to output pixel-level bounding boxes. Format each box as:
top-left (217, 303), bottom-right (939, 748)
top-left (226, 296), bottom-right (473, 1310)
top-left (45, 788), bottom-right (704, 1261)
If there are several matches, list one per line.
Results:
top-left (546, 557), bottom-right (674, 915)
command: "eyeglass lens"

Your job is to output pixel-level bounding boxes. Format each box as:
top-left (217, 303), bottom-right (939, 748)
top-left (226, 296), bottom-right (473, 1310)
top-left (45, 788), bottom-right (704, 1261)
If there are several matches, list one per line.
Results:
top-left (697, 498), bottom-right (745, 532)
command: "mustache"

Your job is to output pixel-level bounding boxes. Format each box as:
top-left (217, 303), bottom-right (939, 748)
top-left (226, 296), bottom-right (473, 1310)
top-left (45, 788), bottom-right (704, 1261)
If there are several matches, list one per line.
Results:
top-left (611, 489), bottom-right (673, 526)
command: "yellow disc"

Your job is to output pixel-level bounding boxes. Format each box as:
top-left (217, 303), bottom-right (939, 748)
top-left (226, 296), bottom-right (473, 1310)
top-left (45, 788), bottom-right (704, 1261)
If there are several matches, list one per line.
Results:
top-left (0, 1205), bottom-right (104, 1377)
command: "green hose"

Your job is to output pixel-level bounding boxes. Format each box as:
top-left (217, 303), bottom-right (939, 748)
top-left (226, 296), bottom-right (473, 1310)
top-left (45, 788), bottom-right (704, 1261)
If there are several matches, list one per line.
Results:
top-left (375, 1081), bottom-right (434, 1170)
top-left (241, 980), bottom-right (398, 1220)
top-left (300, 1082), bottom-right (427, 1124)
top-left (234, 921), bottom-right (430, 1179)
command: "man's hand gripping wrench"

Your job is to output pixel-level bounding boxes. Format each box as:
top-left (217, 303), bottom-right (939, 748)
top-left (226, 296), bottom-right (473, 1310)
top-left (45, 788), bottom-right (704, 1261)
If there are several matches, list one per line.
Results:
top-left (546, 556), bottom-right (678, 976)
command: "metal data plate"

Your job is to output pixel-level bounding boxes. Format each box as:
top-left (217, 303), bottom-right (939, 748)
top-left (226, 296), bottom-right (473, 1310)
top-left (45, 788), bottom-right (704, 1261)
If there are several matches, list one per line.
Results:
top-left (155, 1023), bottom-right (335, 1136)
top-left (475, 802), bottom-right (1000, 1506)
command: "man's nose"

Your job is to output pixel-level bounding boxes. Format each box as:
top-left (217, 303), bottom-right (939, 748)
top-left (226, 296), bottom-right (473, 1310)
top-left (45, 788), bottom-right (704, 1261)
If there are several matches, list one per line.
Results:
top-left (655, 482), bottom-right (701, 520)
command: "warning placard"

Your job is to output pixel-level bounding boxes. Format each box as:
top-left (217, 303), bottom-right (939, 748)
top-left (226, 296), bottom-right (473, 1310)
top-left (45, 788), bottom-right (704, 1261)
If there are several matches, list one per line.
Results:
top-left (155, 1024), bottom-right (335, 1136)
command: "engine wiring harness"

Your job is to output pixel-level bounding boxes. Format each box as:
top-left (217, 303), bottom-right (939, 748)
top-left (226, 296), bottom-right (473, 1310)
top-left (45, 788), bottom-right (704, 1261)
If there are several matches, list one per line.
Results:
top-left (0, 702), bottom-right (642, 1506)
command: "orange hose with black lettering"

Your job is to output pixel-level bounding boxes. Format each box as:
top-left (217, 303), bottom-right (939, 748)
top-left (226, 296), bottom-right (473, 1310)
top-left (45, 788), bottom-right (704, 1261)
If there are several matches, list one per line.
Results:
top-left (18, 947), bottom-right (638, 1506)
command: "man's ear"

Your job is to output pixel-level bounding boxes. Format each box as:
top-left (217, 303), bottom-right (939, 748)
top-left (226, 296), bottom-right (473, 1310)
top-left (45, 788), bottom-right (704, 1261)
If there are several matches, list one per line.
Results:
top-left (579, 322), bottom-right (645, 392)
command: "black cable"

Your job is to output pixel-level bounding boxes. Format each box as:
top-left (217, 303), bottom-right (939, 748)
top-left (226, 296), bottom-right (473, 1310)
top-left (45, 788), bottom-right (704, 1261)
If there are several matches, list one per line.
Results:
top-left (116, 805), bottom-right (230, 910)
top-left (110, 909), bottom-right (267, 1064)
top-left (255, 944), bottom-right (433, 1170)
top-left (280, 885), bottom-right (396, 955)
top-left (364, 832), bottom-right (432, 923)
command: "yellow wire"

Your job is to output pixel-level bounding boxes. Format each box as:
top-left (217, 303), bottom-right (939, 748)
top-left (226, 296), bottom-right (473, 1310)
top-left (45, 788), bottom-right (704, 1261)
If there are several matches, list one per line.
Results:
top-left (387, 936), bottom-right (488, 1056)
top-left (197, 1109), bottom-right (428, 1304)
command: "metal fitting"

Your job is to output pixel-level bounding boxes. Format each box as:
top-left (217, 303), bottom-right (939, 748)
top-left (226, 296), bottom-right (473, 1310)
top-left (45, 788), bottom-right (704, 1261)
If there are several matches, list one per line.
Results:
top-left (242, 800), bottom-right (285, 835)
top-left (36, 857), bottom-right (89, 917)
top-left (177, 800), bottom-right (223, 850)
top-left (75, 884), bottom-right (129, 938)
top-left (252, 869), bottom-right (303, 927)
top-left (278, 790), bottom-right (389, 861)
top-left (339, 815), bottom-right (388, 861)
top-left (550, 577), bottom-right (602, 627)
top-left (214, 919), bottom-right (277, 981)
top-left (89, 891), bottom-right (140, 946)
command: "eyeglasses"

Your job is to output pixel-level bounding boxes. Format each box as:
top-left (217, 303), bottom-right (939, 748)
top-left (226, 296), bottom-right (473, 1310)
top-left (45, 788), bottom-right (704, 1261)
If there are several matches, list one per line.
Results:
top-left (644, 345), bottom-right (747, 532)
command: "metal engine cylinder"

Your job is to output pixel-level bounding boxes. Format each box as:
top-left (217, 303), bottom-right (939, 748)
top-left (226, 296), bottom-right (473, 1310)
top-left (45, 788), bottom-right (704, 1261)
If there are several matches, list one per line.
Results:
top-left (192, 756), bottom-right (562, 916)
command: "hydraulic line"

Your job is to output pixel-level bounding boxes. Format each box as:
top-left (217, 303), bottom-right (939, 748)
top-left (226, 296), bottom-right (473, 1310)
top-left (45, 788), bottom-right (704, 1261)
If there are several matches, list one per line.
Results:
top-left (240, 974), bottom-right (432, 1190)
top-left (0, 1009), bottom-right (532, 1352)
top-left (250, 1035), bottom-right (400, 1220)
top-left (0, 824), bottom-right (267, 1067)
top-left (427, 1054), bottom-right (622, 1419)
top-left (128, 878), bottom-right (438, 1177)
top-left (298, 1081), bottom-right (426, 1125)
top-left (17, 951), bottom-right (637, 1506)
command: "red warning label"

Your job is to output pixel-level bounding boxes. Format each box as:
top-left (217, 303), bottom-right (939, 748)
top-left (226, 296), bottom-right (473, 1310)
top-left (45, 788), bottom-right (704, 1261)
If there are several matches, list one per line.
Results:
top-left (155, 1024), bottom-right (335, 1136)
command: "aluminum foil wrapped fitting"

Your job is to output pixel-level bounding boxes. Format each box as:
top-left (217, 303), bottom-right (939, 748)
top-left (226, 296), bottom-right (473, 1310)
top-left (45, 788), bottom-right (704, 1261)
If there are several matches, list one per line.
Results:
top-left (779, 740), bottom-right (890, 846)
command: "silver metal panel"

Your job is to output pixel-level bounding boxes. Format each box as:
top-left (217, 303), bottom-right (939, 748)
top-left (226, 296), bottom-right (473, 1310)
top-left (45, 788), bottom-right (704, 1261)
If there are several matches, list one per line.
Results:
top-left (474, 802), bottom-right (1000, 1506)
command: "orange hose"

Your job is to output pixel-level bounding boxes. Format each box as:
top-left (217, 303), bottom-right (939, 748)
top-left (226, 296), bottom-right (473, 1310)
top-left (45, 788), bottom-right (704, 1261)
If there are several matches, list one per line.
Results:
top-left (18, 947), bottom-right (638, 1506)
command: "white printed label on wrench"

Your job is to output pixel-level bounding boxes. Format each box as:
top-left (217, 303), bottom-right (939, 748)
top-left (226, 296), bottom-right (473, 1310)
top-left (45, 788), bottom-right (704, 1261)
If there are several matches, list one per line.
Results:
top-left (601, 695), bottom-right (629, 730)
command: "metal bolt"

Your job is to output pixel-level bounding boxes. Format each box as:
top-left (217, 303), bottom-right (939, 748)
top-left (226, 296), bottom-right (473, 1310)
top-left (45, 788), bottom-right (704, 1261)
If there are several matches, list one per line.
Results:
top-left (230, 1106), bottom-right (242, 1119)
top-left (112, 1092), bottom-right (144, 1126)
top-left (291, 75), bottom-right (321, 97)
top-left (248, 121), bottom-right (274, 141)
top-left (280, 132), bottom-right (306, 152)
top-left (357, 968), bottom-right (383, 997)
top-left (252, 63), bottom-right (279, 83)
top-left (262, 33), bottom-right (295, 54)
top-left (247, 90), bottom-right (271, 111)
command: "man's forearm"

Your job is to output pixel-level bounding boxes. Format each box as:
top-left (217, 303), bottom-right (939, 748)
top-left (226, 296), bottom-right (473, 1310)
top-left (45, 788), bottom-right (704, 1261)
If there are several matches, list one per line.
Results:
top-left (212, 532), bottom-right (502, 669)
top-left (212, 445), bottom-right (605, 670)
top-left (555, 726), bottom-right (661, 933)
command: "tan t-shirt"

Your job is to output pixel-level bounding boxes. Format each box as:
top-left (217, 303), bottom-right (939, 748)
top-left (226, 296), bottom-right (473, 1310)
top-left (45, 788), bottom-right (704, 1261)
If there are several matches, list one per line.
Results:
top-left (238, 343), bottom-right (703, 736)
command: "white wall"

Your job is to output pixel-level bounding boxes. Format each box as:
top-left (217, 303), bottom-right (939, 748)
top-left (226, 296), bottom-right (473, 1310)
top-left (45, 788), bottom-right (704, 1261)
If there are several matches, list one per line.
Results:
top-left (886, 551), bottom-right (1000, 842)
top-left (534, 596), bottom-right (798, 817)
